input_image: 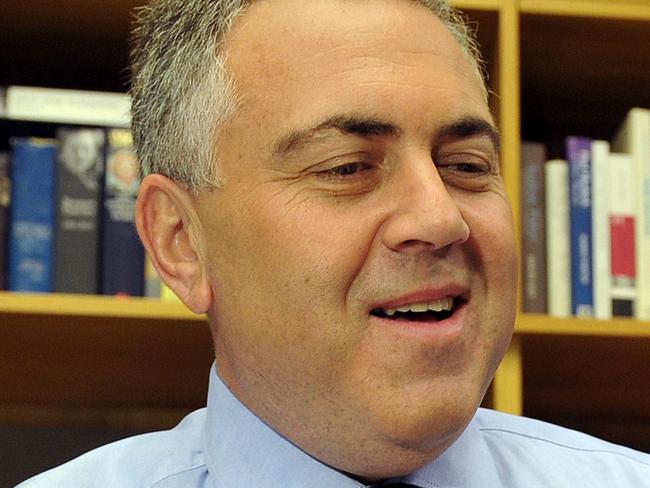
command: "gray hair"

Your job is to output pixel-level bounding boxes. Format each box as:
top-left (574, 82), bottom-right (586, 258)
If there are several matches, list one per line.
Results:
top-left (130, 0), bottom-right (486, 193)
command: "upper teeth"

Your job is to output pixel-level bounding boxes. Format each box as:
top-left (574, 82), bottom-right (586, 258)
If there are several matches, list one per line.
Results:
top-left (382, 297), bottom-right (454, 316)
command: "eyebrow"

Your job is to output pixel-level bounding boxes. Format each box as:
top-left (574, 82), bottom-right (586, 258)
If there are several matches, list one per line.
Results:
top-left (271, 114), bottom-right (500, 157)
top-left (272, 115), bottom-right (400, 157)
top-left (437, 117), bottom-right (501, 154)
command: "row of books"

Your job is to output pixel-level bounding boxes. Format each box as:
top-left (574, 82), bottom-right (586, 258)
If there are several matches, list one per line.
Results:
top-left (521, 107), bottom-right (650, 321)
top-left (0, 127), bottom-right (147, 296)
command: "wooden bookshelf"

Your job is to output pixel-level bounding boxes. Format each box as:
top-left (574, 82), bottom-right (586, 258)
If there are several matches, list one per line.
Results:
top-left (1, 0), bottom-right (144, 93)
top-left (0, 291), bottom-right (201, 320)
top-left (517, 314), bottom-right (650, 338)
top-left (452, 0), bottom-right (503, 10)
top-left (520, 0), bottom-right (650, 20)
top-left (0, 294), bottom-right (212, 432)
top-left (1, 0), bottom-right (649, 456)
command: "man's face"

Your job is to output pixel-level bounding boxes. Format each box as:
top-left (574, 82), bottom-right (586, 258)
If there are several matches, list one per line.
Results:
top-left (194, 0), bottom-right (516, 478)
top-left (62, 132), bottom-right (99, 173)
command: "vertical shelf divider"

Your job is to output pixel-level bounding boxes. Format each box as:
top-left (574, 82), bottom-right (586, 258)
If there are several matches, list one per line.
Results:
top-left (491, 0), bottom-right (524, 416)
top-left (493, 334), bottom-right (524, 414)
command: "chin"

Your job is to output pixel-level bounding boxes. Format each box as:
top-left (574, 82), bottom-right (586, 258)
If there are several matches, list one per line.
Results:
top-left (357, 391), bottom-right (480, 470)
top-left (341, 422), bottom-right (462, 482)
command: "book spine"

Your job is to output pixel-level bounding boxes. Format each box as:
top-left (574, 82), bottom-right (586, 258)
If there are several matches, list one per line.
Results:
top-left (161, 282), bottom-right (182, 303)
top-left (632, 109), bottom-right (650, 320)
top-left (0, 87), bottom-right (6, 117)
top-left (608, 153), bottom-right (636, 317)
top-left (8, 138), bottom-right (57, 292)
top-left (612, 108), bottom-right (650, 320)
top-left (545, 159), bottom-right (571, 317)
top-left (0, 152), bottom-right (10, 290)
top-left (590, 140), bottom-right (612, 319)
top-left (521, 141), bottom-right (548, 313)
top-left (6, 85), bottom-right (130, 127)
top-left (100, 128), bottom-right (144, 296)
top-left (53, 128), bottom-right (105, 294)
top-left (144, 254), bottom-right (162, 299)
top-left (567, 137), bottom-right (593, 317)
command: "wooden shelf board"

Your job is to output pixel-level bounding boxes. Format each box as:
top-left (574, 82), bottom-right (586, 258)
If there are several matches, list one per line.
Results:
top-left (451, 0), bottom-right (502, 11)
top-left (0, 404), bottom-right (192, 431)
top-left (0, 292), bottom-right (203, 321)
top-left (2, 293), bottom-right (650, 337)
top-left (0, 405), bottom-right (193, 430)
top-left (516, 314), bottom-right (650, 338)
top-left (520, 0), bottom-right (650, 21)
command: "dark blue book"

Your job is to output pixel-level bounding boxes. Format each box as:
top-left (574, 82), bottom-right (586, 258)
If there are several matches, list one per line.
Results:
top-left (0, 151), bottom-right (10, 290)
top-left (566, 136), bottom-right (593, 317)
top-left (53, 127), bottom-right (105, 294)
top-left (100, 128), bottom-right (144, 296)
top-left (8, 138), bottom-right (57, 292)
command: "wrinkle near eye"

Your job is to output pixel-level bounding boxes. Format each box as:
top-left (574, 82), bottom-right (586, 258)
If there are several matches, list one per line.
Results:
top-left (255, 181), bottom-right (316, 220)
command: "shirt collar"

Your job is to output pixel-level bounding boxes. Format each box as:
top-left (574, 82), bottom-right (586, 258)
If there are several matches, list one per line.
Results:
top-left (201, 364), bottom-right (502, 488)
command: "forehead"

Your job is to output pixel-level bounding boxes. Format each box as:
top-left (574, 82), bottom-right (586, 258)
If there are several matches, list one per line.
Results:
top-left (228, 0), bottom-right (473, 75)
top-left (221, 0), bottom-right (488, 137)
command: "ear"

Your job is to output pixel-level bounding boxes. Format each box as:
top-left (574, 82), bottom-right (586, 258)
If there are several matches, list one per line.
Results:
top-left (136, 174), bottom-right (213, 314)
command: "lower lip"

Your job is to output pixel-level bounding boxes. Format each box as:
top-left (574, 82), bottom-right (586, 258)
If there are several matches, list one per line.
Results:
top-left (369, 302), bottom-right (467, 341)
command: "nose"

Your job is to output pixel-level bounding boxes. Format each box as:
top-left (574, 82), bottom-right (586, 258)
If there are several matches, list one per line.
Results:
top-left (381, 158), bottom-right (470, 252)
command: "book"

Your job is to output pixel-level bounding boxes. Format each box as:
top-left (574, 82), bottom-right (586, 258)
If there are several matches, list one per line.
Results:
top-left (545, 159), bottom-right (571, 317)
top-left (161, 282), bottom-right (182, 303)
top-left (608, 152), bottom-right (636, 317)
top-left (144, 258), bottom-right (182, 303)
top-left (4, 86), bottom-right (130, 127)
top-left (0, 151), bottom-right (10, 290)
top-left (0, 87), bottom-right (6, 117)
top-left (612, 108), bottom-right (650, 320)
top-left (7, 138), bottom-right (57, 292)
top-left (567, 136), bottom-right (593, 317)
top-left (590, 140), bottom-right (612, 319)
top-left (53, 127), bottom-right (105, 294)
top-left (100, 128), bottom-right (144, 296)
top-left (144, 254), bottom-right (162, 299)
top-left (520, 141), bottom-right (547, 313)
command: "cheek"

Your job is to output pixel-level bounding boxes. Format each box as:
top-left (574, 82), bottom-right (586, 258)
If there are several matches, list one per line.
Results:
top-left (261, 199), bottom-right (379, 284)
top-left (463, 195), bottom-right (516, 275)
top-left (461, 195), bottom-right (518, 347)
top-left (461, 199), bottom-right (517, 382)
top-left (207, 196), bottom-right (377, 328)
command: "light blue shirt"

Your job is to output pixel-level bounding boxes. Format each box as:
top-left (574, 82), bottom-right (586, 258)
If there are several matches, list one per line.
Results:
top-left (18, 364), bottom-right (650, 487)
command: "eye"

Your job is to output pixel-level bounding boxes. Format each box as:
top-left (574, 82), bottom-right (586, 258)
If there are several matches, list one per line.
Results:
top-left (435, 153), bottom-right (496, 192)
top-left (309, 158), bottom-right (381, 197)
top-left (321, 162), bottom-right (371, 178)
top-left (436, 151), bottom-right (494, 176)
top-left (449, 162), bottom-right (490, 174)
top-left (305, 150), bottom-right (384, 196)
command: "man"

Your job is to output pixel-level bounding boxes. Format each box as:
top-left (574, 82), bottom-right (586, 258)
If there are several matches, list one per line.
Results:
top-left (19, 0), bottom-right (650, 486)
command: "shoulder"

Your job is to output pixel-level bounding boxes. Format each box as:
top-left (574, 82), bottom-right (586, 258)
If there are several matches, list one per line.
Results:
top-left (474, 408), bottom-right (650, 487)
top-left (16, 409), bottom-right (210, 488)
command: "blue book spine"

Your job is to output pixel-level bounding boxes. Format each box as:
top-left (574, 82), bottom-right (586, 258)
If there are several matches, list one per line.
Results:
top-left (567, 136), bottom-right (593, 317)
top-left (0, 152), bottom-right (10, 290)
top-left (8, 138), bottom-right (57, 292)
top-left (100, 128), bottom-right (144, 296)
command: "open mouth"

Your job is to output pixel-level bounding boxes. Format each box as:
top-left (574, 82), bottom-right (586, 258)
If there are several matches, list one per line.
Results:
top-left (370, 296), bottom-right (464, 323)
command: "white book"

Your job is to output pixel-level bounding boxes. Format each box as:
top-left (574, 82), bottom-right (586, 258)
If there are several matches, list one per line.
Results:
top-left (608, 152), bottom-right (637, 317)
top-left (545, 159), bottom-right (572, 318)
top-left (4, 85), bottom-right (130, 127)
top-left (612, 108), bottom-right (650, 320)
top-left (591, 140), bottom-right (612, 319)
